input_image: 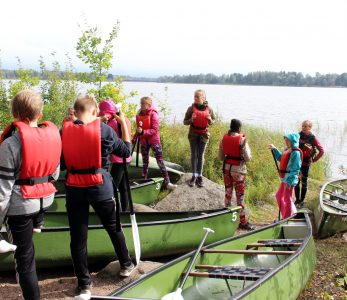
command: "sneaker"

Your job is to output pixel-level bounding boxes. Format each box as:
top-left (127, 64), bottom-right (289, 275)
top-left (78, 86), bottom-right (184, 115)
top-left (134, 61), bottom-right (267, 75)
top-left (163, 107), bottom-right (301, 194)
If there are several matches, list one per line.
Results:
top-left (166, 182), bottom-right (177, 190)
top-left (188, 176), bottom-right (196, 187)
top-left (238, 222), bottom-right (255, 231)
top-left (75, 285), bottom-right (91, 300)
top-left (295, 201), bottom-right (303, 209)
top-left (0, 240), bottom-right (17, 253)
top-left (119, 262), bottom-right (136, 277)
top-left (33, 227), bottom-right (42, 233)
top-left (196, 176), bottom-right (204, 188)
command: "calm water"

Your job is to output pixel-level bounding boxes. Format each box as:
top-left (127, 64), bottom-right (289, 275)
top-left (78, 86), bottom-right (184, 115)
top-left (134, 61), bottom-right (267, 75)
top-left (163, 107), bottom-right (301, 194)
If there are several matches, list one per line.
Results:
top-left (120, 82), bottom-right (347, 179)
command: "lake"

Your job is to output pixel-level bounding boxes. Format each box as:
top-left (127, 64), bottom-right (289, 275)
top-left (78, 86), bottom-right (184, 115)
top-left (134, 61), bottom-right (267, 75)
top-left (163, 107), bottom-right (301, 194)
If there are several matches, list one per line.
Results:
top-left (120, 82), bottom-right (347, 179)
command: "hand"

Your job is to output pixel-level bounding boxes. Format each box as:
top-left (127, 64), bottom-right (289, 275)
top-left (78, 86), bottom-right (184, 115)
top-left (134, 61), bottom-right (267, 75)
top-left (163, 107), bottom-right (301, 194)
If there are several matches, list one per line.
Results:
top-left (136, 127), bottom-right (143, 134)
top-left (268, 144), bottom-right (276, 150)
top-left (99, 115), bottom-right (109, 123)
top-left (206, 114), bottom-right (212, 121)
top-left (114, 109), bottom-right (125, 124)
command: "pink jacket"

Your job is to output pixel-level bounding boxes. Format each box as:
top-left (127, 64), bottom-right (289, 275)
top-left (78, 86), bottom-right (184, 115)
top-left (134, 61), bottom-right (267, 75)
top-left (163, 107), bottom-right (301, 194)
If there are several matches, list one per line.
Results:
top-left (137, 105), bottom-right (161, 146)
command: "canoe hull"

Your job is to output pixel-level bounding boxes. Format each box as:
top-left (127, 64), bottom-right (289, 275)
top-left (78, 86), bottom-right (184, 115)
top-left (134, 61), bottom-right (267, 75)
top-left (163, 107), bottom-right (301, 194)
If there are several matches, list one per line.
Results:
top-left (109, 213), bottom-right (315, 300)
top-left (315, 178), bottom-right (347, 238)
top-left (0, 207), bottom-right (240, 271)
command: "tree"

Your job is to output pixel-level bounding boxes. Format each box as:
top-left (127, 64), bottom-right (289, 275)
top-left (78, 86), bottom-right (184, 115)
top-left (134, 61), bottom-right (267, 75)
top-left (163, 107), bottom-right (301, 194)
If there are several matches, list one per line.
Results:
top-left (76, 22), bottom-right (119, 94)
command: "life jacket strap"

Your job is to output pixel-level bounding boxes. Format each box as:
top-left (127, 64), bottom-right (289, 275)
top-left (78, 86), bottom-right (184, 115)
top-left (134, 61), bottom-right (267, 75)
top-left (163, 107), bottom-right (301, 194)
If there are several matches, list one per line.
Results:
top-left (225, 155), bottom-right (243, 161)
top-left (15, 175), bottom-right (54, 186)
top-left (191, 124), bottom-right (207, 130)
top-left (68, 167), bottom-right (105, 175)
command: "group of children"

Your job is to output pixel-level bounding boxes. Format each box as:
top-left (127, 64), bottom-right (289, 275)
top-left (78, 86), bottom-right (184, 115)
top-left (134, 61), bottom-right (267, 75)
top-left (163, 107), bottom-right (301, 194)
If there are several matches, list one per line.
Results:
top-left (0, 88), bottom-right (324, 299)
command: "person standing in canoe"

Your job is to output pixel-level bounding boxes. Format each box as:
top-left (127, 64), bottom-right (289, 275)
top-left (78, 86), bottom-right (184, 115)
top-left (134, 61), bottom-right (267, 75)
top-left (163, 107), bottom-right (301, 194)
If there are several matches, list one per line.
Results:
top-left (295, 120), bottom-right (324, 208)
top-left (268, 133), bottom-right (303, 219)
top-left (218, 119), bottom-right (254, 230)
top-left (99, 99), bottom-right (132, 211)
top-left (0, 89), bottom-right (61, 300)
top-left (61, 94), bottom-right (135, 299)
top-left (183, 89), bottom-right (216, 187)
top-left (135, 96), bottom-right (177, 190)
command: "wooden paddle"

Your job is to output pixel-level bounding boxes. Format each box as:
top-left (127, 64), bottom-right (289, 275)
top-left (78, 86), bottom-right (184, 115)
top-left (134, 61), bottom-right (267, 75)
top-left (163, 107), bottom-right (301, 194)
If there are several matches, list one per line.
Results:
top-left (161, 227), bottom-right (214, 300)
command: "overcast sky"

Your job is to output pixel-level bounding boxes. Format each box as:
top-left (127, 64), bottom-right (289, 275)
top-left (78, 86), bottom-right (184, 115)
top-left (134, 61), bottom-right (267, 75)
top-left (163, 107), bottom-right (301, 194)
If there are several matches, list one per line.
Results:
top-left (1, 0), bottom-right (347, 77)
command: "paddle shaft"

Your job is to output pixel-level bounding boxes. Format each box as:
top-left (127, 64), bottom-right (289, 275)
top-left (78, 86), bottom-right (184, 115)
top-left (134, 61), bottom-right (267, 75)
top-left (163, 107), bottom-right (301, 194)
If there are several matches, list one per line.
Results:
top-left (271, 149), bottom-right (281, 220)
top-left (178, 228), bottom-right (214, 290)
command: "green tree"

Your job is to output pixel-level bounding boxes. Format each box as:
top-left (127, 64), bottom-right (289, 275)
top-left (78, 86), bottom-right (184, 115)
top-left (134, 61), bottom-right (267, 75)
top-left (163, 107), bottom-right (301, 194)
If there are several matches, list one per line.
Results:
top-left (0, 51), bottom-right (12, 129)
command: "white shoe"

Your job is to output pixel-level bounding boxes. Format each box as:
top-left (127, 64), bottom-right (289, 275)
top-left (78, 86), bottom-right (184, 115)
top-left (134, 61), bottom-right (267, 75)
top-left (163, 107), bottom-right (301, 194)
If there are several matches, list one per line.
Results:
top-left (33, 228), bottom-right (42, 233)
top-left (119, 262), bottom-right (137, 277)
top-left (0, 240), bottom-right (17, 253)
top-left (166, 183), bottom-right (177, 190)
top-left (75, 288), bottom-right (91, 300)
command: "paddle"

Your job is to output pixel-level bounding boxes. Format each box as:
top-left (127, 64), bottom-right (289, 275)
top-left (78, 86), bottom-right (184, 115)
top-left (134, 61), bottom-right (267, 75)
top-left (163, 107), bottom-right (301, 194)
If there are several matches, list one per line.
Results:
top-left (270, 149), bottom-right (281, 221)
top-left (0, 234), bottom-right (17, 253)
top-left (161, 227), bottom-right (214, 300)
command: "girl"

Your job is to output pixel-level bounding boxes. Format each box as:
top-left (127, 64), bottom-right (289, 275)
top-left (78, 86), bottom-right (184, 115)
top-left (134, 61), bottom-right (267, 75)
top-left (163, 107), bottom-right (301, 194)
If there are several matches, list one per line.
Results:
top-left (135, 97), bottom-right (177, 190)
top-left (183, 89), bottom-right (215, 187)
top-left (268, 133), bottom-right (302, 219)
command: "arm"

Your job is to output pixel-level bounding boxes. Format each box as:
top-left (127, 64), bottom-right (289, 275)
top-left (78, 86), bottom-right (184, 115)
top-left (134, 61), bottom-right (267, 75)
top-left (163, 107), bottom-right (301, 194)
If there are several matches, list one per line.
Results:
top-left (114, 111), bottom-right (130, 143)
top-left (218, 141), bottom-right (225, 161)
top-left (312, 137), bottom-right (324, 162)
top-left (102, 123), bottom-right (131, 158)
top-left (183, 106), bottom-right (193, 126)
top-left (207, 107), bottom-right (216, 125)
top-left (0, 140), bottom-right (17, 226)
top-left (285, 151), bottom-right (302, 186)
top-left (268, 144), bottom-right (282, 161)
top-left (241, 138), bottom-right (252, 162)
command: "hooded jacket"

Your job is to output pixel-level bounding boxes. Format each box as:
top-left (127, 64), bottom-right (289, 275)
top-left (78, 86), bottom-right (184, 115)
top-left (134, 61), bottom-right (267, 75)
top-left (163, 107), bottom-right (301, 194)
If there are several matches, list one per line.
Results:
top-left (273, 133), bottom-right (302, 186)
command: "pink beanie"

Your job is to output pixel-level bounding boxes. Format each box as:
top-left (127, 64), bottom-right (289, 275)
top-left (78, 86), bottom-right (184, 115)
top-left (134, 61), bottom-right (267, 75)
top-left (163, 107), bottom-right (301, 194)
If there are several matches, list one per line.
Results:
top-left (99, 99), bottom-right (116, 116)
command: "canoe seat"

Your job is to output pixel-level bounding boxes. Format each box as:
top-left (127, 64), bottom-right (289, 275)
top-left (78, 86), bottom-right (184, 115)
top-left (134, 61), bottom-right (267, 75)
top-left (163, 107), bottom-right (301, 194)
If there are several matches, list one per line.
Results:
top-left (188, 266), bottom-right (271, 281)
top-left (323, 199), bottom-right (347, 212)
top-left (247, 239), bottom-right (303, 248)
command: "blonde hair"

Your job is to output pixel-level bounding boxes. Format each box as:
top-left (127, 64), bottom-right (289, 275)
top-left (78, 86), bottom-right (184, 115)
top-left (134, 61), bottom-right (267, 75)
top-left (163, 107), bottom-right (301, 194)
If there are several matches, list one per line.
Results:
top-left (302, 120), bottom-right (313, 128)
top-left (140, 96), bottom-right (152, 105)
top-left (194, 89), bottom-right (206, 99)
top-left (73, 94), bottom-right (98, 113)
top-left (11, 89), bottom-right (43, 121)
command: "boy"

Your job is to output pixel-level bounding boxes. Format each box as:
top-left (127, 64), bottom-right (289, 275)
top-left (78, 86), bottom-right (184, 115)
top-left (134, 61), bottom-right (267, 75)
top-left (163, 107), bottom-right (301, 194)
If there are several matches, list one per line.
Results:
top-left (269, 133), bottom-right (302, 219)
top-left (61, 94), bottom-right (134, 299)
top-left (0, 89), bottom-right (61, 300)
top-left (218, 119), bottom-right (253, 230)
top-left (295, 120), bottom-right (324, 208)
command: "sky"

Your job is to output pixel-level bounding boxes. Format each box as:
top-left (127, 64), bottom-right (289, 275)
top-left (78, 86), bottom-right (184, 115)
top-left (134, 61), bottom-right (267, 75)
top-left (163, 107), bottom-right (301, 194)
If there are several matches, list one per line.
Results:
top-left (1, 0), bottom-right (347, 77)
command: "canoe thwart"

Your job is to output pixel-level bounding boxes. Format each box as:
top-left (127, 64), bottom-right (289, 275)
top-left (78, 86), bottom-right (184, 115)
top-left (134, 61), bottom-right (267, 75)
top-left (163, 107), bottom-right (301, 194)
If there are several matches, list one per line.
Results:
top-left (322, 199), bottom-right (347, 213)
top-left (188, 266), bottom-right (271, 281)
top-left (247, 239), bottom-right (302, 248)
top-left (201, 249), bottom-right (295, 255)
top-left (324, 191), bottom-right (347, 202)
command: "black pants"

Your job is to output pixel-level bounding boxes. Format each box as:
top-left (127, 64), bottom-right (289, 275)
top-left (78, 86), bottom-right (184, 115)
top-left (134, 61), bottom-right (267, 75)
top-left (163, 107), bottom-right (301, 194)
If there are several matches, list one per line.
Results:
top-left (110, 163), bottom-right (130, 211)
top-left (189, 135), bottom-right (207, 176)
top-left (66, 191), bottom-right (131, 288)
top-left (295, 165), bottom-right (310, 203)
top-left (6, 213), bottom-right (42, 300)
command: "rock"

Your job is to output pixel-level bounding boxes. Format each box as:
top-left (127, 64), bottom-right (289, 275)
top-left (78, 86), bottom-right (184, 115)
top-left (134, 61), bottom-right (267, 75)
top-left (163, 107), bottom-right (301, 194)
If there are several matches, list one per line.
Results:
top-left (343, 233), bottom-right (347, 243)
top-left (134, 203), bottom-right (158, 212)
top-left (154, 173), bottom-right (225, 211)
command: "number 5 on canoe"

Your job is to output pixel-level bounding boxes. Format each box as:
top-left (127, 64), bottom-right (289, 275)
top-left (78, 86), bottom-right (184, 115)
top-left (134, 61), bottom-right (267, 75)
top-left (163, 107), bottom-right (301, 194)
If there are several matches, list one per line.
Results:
top-left (161, 227), bottom-right (215, 300)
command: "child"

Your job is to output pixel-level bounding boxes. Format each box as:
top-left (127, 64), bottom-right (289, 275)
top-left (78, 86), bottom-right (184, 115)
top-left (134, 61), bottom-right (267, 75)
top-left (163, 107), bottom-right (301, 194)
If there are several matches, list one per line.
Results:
top-left (183, 89), bottom-right (215, 187)
top-left (61, 94), bottom-right (135, 299)
top-left (0, 89), bottom-right (61, 300)
top-left (99, 99), bottom-right (132, 211)
top-left (135, 96), bottom-right (177, 190)
top-left (295, 120), bottom-right (324, 208)
top-left (268, 133), bottom-right (302, 219)
top-left (218, 119), bottom-right (253, 230)
top-left (64, 107), bottom-right (76, 122)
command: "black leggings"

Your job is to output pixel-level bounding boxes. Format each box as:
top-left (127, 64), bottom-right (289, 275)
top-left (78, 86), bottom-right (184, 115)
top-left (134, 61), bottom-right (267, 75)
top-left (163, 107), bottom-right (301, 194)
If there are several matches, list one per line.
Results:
top-left (6, 213), bottom-right (42, 300)
top-left (66, 193), bottom-right (131, 288)
top-left (110, 163), bottom-right (130, 211)
top-left (295, 165), bottom-right (310, 203)
top-left (189, 135), bottom-right (207, 176)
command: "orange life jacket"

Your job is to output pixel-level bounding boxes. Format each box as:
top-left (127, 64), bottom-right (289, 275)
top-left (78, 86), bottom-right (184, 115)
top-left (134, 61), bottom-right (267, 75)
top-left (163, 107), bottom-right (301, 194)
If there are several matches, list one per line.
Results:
top-left (5, 121), bottom-right (61, 199)
top-left (191, 104), bottom-right (209, 134)
top-left (279, 148), bottom-right (303, 178)
top-left (62, 119), bottom-right (104, 187)
top-left (222, 134), bottom-right (243, 165)
top-left (136, 111), bottom-right (153, 130)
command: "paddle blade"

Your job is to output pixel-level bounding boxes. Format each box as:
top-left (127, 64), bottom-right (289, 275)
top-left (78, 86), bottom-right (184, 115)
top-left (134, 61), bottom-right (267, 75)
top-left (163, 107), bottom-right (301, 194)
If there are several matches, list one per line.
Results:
top-left (130, 214), bottom-right (141, 265)
top-left (161, 288), bottom-right (184, 300)
top-left (0, 240), bottom-right (17, 253)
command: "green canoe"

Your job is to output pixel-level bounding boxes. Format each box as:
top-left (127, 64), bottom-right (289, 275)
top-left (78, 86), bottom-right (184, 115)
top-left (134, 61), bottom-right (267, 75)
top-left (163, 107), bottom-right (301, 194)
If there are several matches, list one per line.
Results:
top-left (55, 177), bottom-right (164, 206)
top-left (314, 178), bottom-right (347, 238)
top-left (92, 212), bottom-right (315, 300)
top-left (0, 205), bottom-right (240, 271)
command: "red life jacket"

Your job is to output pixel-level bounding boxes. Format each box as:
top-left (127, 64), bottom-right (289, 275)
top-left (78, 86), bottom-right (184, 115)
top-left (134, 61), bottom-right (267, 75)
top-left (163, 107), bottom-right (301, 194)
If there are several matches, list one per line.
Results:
top-left (222, 134), bottom-right (243, 165)
top-left (191, 104), bottom-right (209, 134)
top-left (299, 132), bottom-right (316, 163)
top-left (0, 123), bottom-right (17, 145)
top-left (279, 148), bottom-right (303, 178)
top-left (62, 119), bottom-right (104, 187)
top-left (8, 121), bottom-right (61, 199)
top-left (136, 111), bottom-right (153, 130)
